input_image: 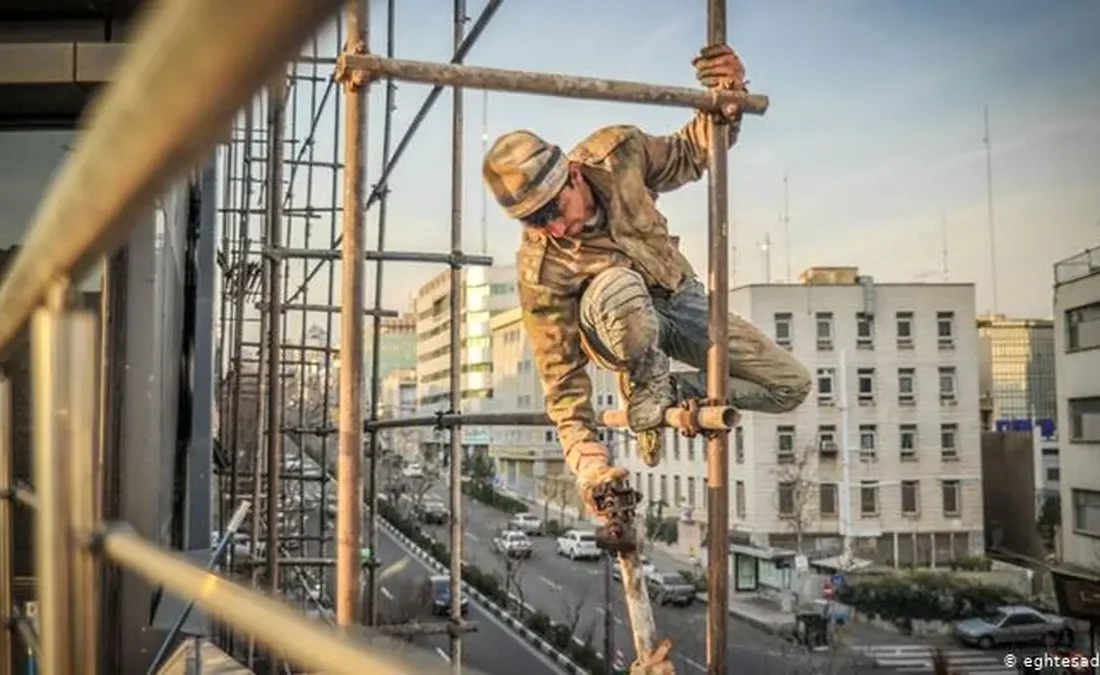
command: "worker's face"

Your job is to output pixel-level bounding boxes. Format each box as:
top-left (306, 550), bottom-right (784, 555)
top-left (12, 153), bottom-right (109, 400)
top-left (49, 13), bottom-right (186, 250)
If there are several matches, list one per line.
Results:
top-left (525, 164), bottom-right (591, 239)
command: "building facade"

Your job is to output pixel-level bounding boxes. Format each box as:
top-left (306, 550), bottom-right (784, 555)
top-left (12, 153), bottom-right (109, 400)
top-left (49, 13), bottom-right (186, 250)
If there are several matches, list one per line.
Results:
top-left (977, 316), bottom-right (1060, 506)
top-left (377, 368), bottom-right (418, 460)
top-left (487, 307), bottom-right (623, 500)
top-left (414, 265), bottom-right (516, 461)
top-left (614, 267), bottom-right (985, 571)
top-left (364, 311), bottom-right (417, 384)
top-left (1053, 246), bottom-right (1100, 572)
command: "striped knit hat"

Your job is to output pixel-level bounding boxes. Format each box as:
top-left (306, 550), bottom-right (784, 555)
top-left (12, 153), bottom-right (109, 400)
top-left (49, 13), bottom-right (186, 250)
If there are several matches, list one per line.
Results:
top-left (482, 130), bottom-right (569, 220)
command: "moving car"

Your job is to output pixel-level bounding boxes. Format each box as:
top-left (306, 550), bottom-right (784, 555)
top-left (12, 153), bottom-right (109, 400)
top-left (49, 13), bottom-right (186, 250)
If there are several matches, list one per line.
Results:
top-left (610, 555), bottom-right (656, 582)
top-left (646, 571), bottom-right (696, 606)
top-left (492, 530), bottom-right (534, 558)
top-left (953, 605), bottom-right (1071, 649)
top-left (556, 530), bottom-right (601, 561)
top-left (508, 513), bottom-right (544, 536)
top-left (428, 574), bottom-right (469, 617)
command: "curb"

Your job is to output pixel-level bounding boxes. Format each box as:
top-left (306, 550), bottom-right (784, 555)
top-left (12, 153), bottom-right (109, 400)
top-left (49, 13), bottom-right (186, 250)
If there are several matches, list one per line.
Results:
top-left (378, 517), bottom-right (588, 675)
top-left (693, 593), bottom-right (796, 638)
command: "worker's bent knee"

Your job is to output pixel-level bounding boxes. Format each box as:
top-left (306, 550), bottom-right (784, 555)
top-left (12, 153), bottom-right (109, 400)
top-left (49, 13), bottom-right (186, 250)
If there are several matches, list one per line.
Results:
top-left (768, 360), bottom-right (812, 412)
top-left (579, 268), bottom-right (659, 367)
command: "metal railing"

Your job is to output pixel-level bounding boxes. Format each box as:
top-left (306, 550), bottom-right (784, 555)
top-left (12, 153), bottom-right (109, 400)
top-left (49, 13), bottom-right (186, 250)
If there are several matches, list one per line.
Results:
top-left (0, 0), bottom-right (761, 672)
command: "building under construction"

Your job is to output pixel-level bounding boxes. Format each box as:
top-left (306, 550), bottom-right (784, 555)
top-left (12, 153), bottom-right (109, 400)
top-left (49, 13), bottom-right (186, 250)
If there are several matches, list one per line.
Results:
top-left (0, 0), bottom-right (756, 673)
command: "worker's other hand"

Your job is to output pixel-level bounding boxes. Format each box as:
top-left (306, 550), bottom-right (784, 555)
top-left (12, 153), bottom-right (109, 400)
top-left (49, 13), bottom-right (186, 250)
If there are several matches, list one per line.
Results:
top-left (692, 44), bottom-right (746, 91)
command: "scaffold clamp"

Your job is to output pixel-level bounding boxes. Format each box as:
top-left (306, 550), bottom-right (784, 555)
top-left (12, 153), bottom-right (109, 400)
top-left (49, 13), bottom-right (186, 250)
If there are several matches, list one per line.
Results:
top-left (334, 40), bottom-right (368, 90)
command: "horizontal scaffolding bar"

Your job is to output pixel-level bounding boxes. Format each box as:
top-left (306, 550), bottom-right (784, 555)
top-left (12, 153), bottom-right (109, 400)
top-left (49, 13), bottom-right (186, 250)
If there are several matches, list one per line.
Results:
top-left (96, 524), bottom-right (448, 675)
top-left (254, 302), bottom-right (399, 318)
top-left (361, 404), bottom-right (738, 431)
top-left (344, 55), bottom-right (770, 115)
top-left (377, 621), bottom-right (477, 638)
top-left (240, 341), bottom-right (338, 354)
top-left (276, 248), bottom-right (493, 266)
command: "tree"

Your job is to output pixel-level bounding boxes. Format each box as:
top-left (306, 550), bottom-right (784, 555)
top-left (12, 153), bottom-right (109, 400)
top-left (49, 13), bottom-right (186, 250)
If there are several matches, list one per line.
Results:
top-left (773, 444), bottom-right (817, 553)
top-left (408, 466), bottom-right (441, 514)
top-left (1037, 492), bottom-right (1061, 551)
top-left (538, 473), bottom-right (576, 524)
top-left (499, 551), bottom-right (529, 618)
top-left (374, 575), bottom-right (435, 643)
top-left (558, 582), bottom-right (591, 637)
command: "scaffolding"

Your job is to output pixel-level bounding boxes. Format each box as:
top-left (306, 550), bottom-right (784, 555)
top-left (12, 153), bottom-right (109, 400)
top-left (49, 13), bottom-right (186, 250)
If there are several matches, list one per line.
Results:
top-left (0, 0), bottom-right (765, 673)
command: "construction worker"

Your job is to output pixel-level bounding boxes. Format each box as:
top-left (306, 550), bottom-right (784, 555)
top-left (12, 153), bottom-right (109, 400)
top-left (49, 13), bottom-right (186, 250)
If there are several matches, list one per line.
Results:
top-left (482, 44), bottom-right (811, 523)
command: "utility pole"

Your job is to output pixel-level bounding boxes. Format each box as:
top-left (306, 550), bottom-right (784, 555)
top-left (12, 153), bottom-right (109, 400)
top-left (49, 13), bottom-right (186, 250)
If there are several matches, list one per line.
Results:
top-left (481, 89), bottom-right (489, 255)
top-left (782, 171), bottom-right (791, 282)
top-left (983, 105), bottom-right (999, 314)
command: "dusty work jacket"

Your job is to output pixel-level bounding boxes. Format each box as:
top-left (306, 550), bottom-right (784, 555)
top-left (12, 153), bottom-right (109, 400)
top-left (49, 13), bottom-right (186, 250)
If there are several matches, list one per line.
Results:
top-left (516, 113), bottom-right (740, 457)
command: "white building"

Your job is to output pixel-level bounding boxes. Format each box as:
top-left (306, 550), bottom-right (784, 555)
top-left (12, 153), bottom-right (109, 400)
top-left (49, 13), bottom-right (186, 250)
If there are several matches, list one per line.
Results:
top-left (614, 267), bottom-right (986, 574)
top-left (414, 265), bottom-right (516, 461)
top-left (1053, 246), bottom-right (1100, 571)
top-left (377, 368), bottom-right (417, 460)
top-left (487, 306), bottom-right (622, 500)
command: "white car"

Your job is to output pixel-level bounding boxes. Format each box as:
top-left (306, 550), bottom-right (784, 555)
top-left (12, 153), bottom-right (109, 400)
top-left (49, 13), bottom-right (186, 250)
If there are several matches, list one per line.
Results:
top-left (492, 530), bottom-right (533, 558)
top-left (509, 513), bottom-right (544, 536)
top-left (556, 530), bottom-right (601, 560)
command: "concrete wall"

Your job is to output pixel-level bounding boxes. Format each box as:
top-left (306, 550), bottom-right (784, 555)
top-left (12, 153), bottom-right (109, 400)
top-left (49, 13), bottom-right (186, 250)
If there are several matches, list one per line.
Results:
top-left (981, 431), bottom-right (1045, 560)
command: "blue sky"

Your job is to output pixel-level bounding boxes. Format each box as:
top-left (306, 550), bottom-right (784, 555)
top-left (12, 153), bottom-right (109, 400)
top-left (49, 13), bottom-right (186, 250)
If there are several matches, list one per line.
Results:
top-left (2, 0), bottom-right (1098, 324)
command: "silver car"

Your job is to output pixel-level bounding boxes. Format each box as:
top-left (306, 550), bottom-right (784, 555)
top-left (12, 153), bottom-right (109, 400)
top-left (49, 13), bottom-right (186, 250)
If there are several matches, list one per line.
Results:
top-left (953, 605), bottom-right (1069, 649)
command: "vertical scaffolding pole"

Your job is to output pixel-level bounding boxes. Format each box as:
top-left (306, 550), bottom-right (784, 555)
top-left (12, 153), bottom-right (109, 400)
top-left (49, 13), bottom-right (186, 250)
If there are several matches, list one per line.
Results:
top-left (364, 0), bottom-right (398, 628)
top-left (217, 135), bottom-right (237, 542)
top-left (263, 77), bottom-right (288, 675)
top-left (0, 377), bottom-right (11, 675)
top-left (31, 284), bottom-right (75, 675)
top-left (703, 1), bottom-right (731, 673)
top-left (336, 0), bottom-right (368, 628)
top-left (448, 0), bottom-right (467, 669)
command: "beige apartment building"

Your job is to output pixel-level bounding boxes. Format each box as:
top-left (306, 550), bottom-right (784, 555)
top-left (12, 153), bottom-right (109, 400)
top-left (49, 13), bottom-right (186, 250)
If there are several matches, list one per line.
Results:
top-left (413, 265), bottom-right (516, 460)
top-left (612, 268), bottom-right (985, 577)
top-left (1053, 246), bottom-right (1100, 572)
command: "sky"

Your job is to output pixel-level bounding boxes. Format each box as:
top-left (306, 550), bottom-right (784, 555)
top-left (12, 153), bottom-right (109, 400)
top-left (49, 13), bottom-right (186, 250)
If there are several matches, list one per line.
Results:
top-left (1, 0), bottom-right (1098, 326)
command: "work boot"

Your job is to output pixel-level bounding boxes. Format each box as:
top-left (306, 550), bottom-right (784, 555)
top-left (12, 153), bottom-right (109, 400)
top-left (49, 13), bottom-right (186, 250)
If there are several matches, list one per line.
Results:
top-left (576, 462), bottom-right (631, 523)
top-left (617, 348), bottom-right (672, 468)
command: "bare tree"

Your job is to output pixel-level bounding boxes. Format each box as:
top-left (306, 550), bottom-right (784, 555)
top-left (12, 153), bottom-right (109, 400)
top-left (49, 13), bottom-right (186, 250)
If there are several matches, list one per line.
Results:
top-left (375, 575), bottom-right (434, 642)
top-left (500, 552), bottom-right (529, 617)
top-left (558, 582), bottom-right (592, 636)
top-left (408, 467), bottom-right (441, 514)
top-left (549, 474), bottom-right (576, 523)
top-left (774, 443), bottom-right (817, 553)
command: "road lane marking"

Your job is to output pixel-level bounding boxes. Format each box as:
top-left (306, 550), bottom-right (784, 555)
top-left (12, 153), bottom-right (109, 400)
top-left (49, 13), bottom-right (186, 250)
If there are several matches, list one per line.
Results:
top-left (380, 586), bottom-right (394, 601)
top-left (464, 532), bottom-right (479, 541)
top-left (435, 647), bottom-right (451, 662)
top-left (538, 575), bottom-right (561, 591)
top-left (683, 656), bottom-right (705, 671)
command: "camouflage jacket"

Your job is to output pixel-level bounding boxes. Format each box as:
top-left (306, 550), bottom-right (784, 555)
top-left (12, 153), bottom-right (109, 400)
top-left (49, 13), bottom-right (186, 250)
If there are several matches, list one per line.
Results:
top-left (516, 113), bottom-right (741, 456)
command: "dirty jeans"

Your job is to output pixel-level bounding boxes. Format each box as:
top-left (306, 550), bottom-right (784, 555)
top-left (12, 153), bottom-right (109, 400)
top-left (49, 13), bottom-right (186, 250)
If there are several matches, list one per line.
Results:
top-left (580, 271), bottom-right (811, 414)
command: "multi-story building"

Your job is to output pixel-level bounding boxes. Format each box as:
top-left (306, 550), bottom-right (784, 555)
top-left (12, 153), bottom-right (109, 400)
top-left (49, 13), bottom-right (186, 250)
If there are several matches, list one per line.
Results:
top-left (487, 307), bottom-right (622, 499)
top-left (1053, 246), bottom-right (1100, 571)
top-left (376, 368), bottom-right (418, 460)
top-left (364, 311), bottom-right (417, 384)
top-left (615, 267), bottom-right (985, 573)
top-left (414, 265), bottom-right (516, 461)
top-left (977, 316), bottom-right (1060, 506)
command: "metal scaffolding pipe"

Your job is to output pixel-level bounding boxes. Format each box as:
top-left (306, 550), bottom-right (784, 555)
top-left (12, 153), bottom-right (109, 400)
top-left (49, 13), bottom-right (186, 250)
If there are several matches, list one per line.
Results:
top-left (284, 0), bottom-right (503, 306)
top-left (0, 378), bottom-right (11, 675)
top-left (363, 405), bottom-right (738, 432)
top-left (265, 303), bottom-right (397, 317)
top-left (364, 0), bottom-right (399, 628)
top-left (0, 0), bottom-right (345, 359)
top-left (448, 2), bottom-right (467, 668)
top-left (336, 0), bottom-right (368, 628)
top-left (344, 55), bottom-right (770, 114)
top-left (278, 248), bottom-right (493, 266)
top-left (704, 1), bottom-right (732, 673)
top-left (95, 526), bottom-right (456, 675)
top-left (263, 84), bottom-right (288, 663)
top-left (32, 286), bottom-right (75, 675)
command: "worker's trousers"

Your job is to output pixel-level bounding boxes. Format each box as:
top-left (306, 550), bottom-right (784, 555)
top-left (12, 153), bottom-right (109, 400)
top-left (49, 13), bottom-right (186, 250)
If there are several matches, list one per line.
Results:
top-left (579, 268), bottom-right (811, 415)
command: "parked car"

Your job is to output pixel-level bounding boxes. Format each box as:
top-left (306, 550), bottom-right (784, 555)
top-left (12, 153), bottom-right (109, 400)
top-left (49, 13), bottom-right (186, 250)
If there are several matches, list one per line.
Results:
top-left (610, 555), bottom-right (656, 582)
top-left (509, 513), bottom-right (544, 536)
top-left (493, 530), bottom-right (534, 558)
top-left (556, 530), bottom-right (601, 560)
top-left (646, 571), bottom-right (696, 606)
top-left (417, 499), bottom-right (449, 525)
top-left (953, 605), bottom-right (1071, 649)
top-left (427, 574), bottom-right (469, 617)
